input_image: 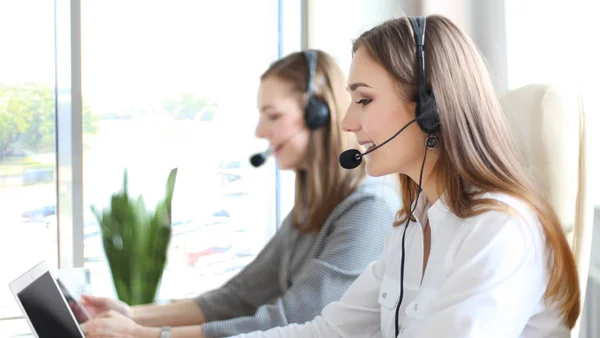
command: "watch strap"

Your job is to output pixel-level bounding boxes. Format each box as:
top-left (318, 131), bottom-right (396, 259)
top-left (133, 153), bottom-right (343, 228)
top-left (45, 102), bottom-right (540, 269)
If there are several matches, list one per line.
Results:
top-left (160, 326), bottom-right (171, 338)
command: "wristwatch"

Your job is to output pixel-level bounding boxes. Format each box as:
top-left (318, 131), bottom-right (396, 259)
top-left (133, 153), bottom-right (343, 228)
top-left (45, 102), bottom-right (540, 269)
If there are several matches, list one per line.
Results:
top-left (160, 326), bottom-right (171, 338)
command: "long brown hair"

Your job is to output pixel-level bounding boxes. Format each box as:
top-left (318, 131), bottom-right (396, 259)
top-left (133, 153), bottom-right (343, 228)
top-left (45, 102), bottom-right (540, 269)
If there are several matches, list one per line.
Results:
top-left (353, 15), bottom-right (580, 327)
top-left (261, 50), bottom-right (366, 232)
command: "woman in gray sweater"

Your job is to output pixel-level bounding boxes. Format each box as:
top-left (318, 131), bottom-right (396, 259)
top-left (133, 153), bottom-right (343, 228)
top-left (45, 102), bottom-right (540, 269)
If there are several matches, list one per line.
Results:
top-left (81, 50), bottom-right (399, 338)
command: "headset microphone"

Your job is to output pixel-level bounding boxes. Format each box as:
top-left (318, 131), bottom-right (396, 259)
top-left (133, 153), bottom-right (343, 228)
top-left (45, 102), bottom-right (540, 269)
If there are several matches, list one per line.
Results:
top-left (249, 129), bottom-right (304, 168)
top-left (249, 148), bottom-right (272, 168)
top-left (339, 118), bottom-right (418, 169)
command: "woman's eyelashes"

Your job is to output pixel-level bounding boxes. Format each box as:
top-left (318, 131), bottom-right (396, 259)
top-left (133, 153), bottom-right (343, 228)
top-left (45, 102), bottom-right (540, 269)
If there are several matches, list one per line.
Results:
top-left (355, 98), bottom-right (372, 106)
top-left (267, 113), bottom-right (281, 121)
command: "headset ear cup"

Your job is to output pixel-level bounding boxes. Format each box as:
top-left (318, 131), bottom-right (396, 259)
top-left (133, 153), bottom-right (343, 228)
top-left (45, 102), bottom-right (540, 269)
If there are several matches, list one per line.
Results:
top-left (302, 50), bottom-right (330, 131)
top-left (305, 97), bottom-right (330, 130)
top-left (416, 89), bottom-right (441, 134)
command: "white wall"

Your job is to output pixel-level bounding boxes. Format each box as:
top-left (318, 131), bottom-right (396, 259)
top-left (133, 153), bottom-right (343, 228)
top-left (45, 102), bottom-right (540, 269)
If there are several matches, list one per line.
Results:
top-left (308, 0), bottom-right (409, 77)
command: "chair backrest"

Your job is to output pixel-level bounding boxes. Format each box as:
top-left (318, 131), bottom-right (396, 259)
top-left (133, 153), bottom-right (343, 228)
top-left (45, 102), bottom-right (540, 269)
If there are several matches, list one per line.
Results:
top-left (499, 83), bottom-right (594, 337)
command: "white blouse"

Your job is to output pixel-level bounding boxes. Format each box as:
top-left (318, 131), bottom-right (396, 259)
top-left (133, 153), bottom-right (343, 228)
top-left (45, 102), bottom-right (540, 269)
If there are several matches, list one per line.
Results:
top-left (232, 192), bottom-right (570, 338)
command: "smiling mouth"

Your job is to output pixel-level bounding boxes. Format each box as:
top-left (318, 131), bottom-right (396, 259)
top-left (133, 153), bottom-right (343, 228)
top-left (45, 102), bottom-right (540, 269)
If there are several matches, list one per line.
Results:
top-left (362, 142), bottom-right (376, 152)
top-left (273, 143), bottom-right (284, 154)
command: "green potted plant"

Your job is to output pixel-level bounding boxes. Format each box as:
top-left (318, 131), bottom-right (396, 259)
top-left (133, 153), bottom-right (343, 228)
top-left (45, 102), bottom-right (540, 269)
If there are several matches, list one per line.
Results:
top-left (91, 168), bottom-right (177, 305)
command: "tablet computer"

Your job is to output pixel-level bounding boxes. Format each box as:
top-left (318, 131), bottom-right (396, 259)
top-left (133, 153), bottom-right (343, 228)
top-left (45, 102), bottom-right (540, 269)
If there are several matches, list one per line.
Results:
top-left (8, 261), bottom-right (85, 338)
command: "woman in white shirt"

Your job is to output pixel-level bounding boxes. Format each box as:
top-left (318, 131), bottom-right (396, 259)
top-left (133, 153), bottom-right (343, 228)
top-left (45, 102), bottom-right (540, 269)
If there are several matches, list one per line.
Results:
top-left (228, 14), bottom-right (581, 338)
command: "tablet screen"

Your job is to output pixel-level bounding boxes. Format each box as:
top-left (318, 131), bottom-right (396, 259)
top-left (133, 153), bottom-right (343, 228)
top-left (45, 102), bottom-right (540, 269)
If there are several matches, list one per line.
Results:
top-left (17, 271), bottom-right (83, 338)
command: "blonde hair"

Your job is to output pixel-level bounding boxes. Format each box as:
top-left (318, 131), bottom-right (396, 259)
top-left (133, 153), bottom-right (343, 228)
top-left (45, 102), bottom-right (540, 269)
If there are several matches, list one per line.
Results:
top-left (261, 50), bottom-right (366, 232)
top-left (353, 15), bottom-right (580, 327)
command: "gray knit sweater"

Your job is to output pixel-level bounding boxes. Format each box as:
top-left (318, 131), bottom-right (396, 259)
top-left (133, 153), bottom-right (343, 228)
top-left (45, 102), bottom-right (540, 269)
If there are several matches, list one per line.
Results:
top-left (196, 177), bottom-right (400, 337)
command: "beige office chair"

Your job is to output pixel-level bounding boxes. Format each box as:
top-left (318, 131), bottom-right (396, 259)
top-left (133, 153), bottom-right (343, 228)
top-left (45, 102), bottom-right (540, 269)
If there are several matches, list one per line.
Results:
top-left (499, 84), bottom-right (594, 338)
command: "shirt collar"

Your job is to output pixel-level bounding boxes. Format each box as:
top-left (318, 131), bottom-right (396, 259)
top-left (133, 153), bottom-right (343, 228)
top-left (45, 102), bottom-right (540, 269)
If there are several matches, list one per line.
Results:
top-left (411, 190), bottom-right (450, 229)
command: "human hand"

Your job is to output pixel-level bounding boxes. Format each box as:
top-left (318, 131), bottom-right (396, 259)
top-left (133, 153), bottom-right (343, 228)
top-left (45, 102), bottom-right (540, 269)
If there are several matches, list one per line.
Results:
top-left (81, 310), bottom-right (140, 337)
top-left (80, 295), bottom-right (133, 318)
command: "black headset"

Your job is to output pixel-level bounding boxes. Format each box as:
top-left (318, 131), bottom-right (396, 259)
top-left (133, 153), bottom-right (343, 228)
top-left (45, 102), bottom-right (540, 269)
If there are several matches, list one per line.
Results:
top-left (409, 16), bottom-right (441, 140)
top-left (394, 16), bottom-right (440, 337)
top-left (302, 50), bottom-right (330, 130)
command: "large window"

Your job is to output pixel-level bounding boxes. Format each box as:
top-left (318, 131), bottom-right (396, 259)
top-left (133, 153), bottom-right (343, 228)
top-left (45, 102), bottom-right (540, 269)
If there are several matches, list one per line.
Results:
top-left (80, 1), bottom-right (282, 299)
top-left (0, 0), bottom-right (58, 317)
top-left (0, 0), bottom-right (289, 322)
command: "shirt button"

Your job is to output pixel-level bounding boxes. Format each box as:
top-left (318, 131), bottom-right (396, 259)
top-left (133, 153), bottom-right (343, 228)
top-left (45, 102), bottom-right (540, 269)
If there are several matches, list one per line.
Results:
top-left (414, 303), bottom-right (418, 311)
top-left (400, 325), bottom-right (405, 333)
top-left (382, 293), bottom-right (387, 299)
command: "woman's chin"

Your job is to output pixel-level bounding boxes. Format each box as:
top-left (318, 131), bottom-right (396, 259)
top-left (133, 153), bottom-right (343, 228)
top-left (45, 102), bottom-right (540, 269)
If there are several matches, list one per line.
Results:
top-left (277, 164), bottom-right (292, 171)
top-left (365, 162), bottom-right (393, 177)
top-left (275, 156), bottom-right (293, 171)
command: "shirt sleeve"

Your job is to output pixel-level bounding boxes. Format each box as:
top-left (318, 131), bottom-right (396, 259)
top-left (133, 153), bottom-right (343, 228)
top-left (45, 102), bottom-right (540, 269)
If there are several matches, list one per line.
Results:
top-left (228, 261), bottom-right (388, 338)
top-left (196, 217), bottom-right (286, 323)
top-left (206, 197), bottom-right (394, 338)
top-left (415, 211), bottom-right (560, 337)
